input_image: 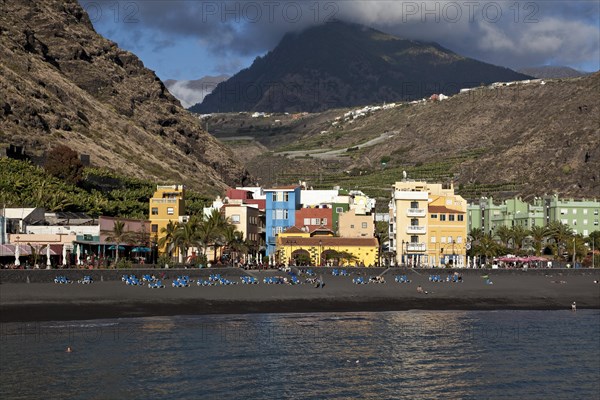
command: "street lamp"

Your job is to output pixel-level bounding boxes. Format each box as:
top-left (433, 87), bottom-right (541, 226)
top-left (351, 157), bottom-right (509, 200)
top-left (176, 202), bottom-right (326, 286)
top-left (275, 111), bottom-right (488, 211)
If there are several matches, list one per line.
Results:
top-left (319, 239), bottom-right (323, 266)
top-left (401, 239), bottom-right (404, 266)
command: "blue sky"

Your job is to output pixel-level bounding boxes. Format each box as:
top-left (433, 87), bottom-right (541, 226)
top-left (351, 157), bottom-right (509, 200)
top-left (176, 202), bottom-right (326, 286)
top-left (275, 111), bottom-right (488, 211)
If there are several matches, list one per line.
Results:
top-left (79, 1), bottom-right (600, 81)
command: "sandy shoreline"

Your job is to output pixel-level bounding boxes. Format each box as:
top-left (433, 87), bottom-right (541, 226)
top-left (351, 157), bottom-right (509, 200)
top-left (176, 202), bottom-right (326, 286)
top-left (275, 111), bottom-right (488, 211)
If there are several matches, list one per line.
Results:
top-left (1, 269), bottom-right (599, 322)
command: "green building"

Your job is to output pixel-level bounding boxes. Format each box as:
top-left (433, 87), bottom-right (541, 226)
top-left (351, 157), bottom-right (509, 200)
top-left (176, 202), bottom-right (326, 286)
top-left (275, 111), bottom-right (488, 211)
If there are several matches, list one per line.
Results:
top-left (468, 195), bottom-right (599, 237)
top-left (543, 195), bottom-right (599, 237)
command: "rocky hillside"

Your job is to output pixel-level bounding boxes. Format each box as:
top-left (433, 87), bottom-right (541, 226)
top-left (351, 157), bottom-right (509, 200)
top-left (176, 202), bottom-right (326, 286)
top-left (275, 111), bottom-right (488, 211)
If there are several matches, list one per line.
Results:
top-left (0, 0), bottom-right (250, 194)
top-left (193, 20), bottom-right (531, 113)
top-left (206, 73), bottom-right (600, 201)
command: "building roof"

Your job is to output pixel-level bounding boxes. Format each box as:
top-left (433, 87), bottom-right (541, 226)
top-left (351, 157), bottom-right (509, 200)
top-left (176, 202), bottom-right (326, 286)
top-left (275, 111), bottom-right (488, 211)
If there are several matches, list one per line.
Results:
top-left (428, 205), bottom-right (466, 214)
top-left (265, 185), bottom-right (300, 191)
top-left (279, 237), bottom-right (378, 247)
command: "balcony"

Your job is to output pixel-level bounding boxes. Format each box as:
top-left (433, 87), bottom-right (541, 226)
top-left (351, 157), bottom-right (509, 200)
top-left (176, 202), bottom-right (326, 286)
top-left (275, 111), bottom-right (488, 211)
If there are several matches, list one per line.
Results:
top-left (150, 198), bottom-right (178, 204)
top-left (406, 225), bottom-right (426, 234)
top-left (407, 243), bottom-right (426, 252)
top-left (406, 208), bottom-right (426, 217)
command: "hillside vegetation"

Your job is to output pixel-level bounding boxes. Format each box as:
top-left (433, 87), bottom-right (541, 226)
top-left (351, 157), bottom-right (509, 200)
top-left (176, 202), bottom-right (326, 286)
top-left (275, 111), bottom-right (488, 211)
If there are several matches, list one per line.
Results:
top-left (205, 73), bottom-right (600, 208)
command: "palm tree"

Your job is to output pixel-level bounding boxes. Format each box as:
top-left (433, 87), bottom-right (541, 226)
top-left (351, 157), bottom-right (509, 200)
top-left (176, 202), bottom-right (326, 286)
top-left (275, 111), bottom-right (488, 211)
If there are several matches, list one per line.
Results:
top-left (469, 227), bottom-right (485, 243)
top-left (529, 225), bottom-right (548, 256)
top-left (495, 225), bottom-right (512, 249)
top-left (477, 233), bottom-right (499, 264)
top-left (375, 221), bottom-right (389, 267)
top-left (547, 221), bottom-right (574, 260)
top-left (172, 217), bottom-right (202, 264)
top-left (510, 225), bottom-right (530, 252)
top-left (222, 225), bottom-right (248, 265)
top-left (197, 209), bottom-right (230, 262)
top-left (105, 220), bottom-right (135, 264)
top-left (158, 220), bottom-right (178, 260)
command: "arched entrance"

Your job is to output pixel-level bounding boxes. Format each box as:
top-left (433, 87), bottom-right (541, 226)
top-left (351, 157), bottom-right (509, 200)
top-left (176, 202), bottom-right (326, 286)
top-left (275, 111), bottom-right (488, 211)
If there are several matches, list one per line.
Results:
top-left (321, 249), bottom-right (340, 267)
top-left (291, 249), bottom-right (311, 266)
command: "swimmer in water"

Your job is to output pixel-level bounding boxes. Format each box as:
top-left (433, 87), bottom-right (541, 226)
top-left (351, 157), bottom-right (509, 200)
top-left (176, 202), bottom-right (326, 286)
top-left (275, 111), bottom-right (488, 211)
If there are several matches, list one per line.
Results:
top-left (66, 346), bottom-right (72, 353)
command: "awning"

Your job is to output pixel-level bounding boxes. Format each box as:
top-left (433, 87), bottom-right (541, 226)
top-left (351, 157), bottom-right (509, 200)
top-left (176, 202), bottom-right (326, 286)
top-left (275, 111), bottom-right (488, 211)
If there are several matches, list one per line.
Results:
top-left (131, 247), bottom-right (151, 253)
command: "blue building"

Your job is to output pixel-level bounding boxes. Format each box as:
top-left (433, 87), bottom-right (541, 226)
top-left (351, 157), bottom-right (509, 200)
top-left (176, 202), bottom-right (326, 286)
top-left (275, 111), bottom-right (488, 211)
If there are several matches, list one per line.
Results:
top-left (265, 185), bottom-right (301, 257)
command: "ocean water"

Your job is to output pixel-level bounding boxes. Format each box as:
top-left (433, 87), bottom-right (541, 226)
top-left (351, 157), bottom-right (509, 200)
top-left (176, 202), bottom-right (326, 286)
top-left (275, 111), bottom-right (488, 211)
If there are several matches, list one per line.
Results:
top-left (1, 310), bottom-right (599, 400)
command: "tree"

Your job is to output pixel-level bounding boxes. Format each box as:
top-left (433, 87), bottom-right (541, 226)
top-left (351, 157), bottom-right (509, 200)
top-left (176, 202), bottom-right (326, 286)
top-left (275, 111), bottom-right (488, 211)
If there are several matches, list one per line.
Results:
top-left (495, 225), bottom-right (512, 248)
top-left (196, 209), bottom-right (230, 262)
top-left (106, 220), bottom-right (135, 264)
top-left (222, 225), bottom-right (248, 265)
top-left (172, 217), bottom-right (202, 264)
top-left (375, 221), bottom-right (389, 267)
top-left (158, 220), bottom-right (178, 260)
top-left (546, 221), bottom-right (574, 260)
top-left (510, 225), bottom-right (530, 252)
top-left (529, 225), bottom-right (549, 256)
top-left (44, 145), bottom-right (84, 185)
top-left (469, 227), bottom-right (485, 243)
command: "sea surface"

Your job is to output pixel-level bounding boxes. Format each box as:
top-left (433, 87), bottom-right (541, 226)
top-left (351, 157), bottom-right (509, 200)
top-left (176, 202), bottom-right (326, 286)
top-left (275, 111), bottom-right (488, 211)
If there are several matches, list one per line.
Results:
top-left (1, 310), bottom-right (599, 399)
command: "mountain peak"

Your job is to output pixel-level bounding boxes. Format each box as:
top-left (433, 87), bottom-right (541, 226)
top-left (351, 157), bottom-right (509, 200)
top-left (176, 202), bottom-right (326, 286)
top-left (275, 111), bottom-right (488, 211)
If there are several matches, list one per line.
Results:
top-left (193, 21), bottom-right (530, 113)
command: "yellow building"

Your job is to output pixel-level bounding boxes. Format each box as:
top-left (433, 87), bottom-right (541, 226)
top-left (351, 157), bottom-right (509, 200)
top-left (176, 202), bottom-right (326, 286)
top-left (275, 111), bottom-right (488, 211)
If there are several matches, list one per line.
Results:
top-left (275, 227), bottom-right (379, 267)
top-left (149, 185), bottom-right (185, 253)
top-left (389, 180), bottom-right (467, 267)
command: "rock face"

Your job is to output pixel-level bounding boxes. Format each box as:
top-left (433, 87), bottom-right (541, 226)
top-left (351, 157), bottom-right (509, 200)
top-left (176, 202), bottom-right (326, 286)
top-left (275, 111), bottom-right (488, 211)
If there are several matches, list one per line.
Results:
top-left (193, 20), bottom-right (532, 113)
top-left (0, 0), bottom-right (250, 192)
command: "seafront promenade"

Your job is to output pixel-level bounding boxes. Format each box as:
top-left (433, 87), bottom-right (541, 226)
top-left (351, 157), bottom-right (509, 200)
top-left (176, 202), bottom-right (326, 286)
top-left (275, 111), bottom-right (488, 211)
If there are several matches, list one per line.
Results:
top-left (1, 267), bottom-right (599, 322)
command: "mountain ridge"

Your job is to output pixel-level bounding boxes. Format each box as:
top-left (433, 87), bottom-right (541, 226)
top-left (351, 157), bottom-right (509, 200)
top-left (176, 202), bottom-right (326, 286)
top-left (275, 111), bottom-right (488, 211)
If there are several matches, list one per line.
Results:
top-left (193, 20), bottom-right (532, 113)
top-left (0, 0), bottom-right (250, 193)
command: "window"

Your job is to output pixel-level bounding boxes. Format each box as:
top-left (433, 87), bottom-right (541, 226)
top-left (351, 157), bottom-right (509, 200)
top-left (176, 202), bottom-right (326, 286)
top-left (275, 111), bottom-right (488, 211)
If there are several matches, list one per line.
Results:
top-left (272, 193), bottom-right (277, 202)
top-left (304, 218), bottom-right (311, 225)
top-left (350, 224), bottom-right (355, 229)
top-left (410, 201), bottom-right (419, 209)
top-left (167, 207), bottom-right (174, 215)
top-left (594, 209), bottom-right (599, 216)
top-left (441, 237), bottom-right (447, 243)
top-left (411, 219), bottom-right (419, 226)
top-left (458, 215), bottom-right (464, 221)
top-left (583, 209), bottom-right (588, 215)
top-left (572, 209), bottom-right (577, 215)
top-left (561, 219), bottom-right (567, 224)
top-left (583, 230), bottom-right (589, 236)
top-left (321, 218), bottom-right (327, 225)
top-left (431, 214), bottom-right (438, 219)
top-left (449, 214), bottom-right (455, 221)
top-left (151, 224), bottom-right (158, 233)
top-left (583, 219), bottom-right (588, 225)
top-left (311, 218), bottom-right (320, 225)
top-left (151, 207), bottom-right (158, 215)
top-left (595, 220), bottom-right (599, 226)
top-left (560, 209), bottom-right (567, 215)
top-left (231, 215), bottom-right (240, 224)
top-left (431, 236), bottom-right (436, 243)
top-left (411, 236), bottom-right (418, 243)
top-left (457, 236), bottom-right (463, 243)
top-left (336, 207), bottom-right (344, 213)
top-left (362, 222), bottom-right (368, 229)
top-left (440, 214), bottom-right (446, 221)
top-left (573, 220), bottom-right (577, 226)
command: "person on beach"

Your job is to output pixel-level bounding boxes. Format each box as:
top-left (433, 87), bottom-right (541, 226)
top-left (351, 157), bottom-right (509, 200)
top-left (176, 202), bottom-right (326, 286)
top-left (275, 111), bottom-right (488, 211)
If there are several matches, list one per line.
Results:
top-left (417, 285), bottom-right (428, 294)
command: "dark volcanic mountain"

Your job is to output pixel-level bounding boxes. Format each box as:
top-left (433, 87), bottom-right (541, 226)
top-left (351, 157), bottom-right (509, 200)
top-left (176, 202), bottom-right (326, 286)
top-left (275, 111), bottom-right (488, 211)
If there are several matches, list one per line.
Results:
top-left (193, 20), bottom-right (531, 113)
top-left (0, 0), bottom-right (249, 192)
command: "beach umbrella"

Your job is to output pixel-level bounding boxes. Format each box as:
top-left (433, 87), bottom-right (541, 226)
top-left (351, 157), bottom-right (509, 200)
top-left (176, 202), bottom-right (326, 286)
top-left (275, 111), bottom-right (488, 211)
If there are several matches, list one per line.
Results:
top-left (62, 244), bottom-right (67, 266)
top-left (46, 244), bottom-right (51, 269)
top-left (76, 244), bottom-right (81, 265)
top-left (14, 243), bottom-right (20, 266)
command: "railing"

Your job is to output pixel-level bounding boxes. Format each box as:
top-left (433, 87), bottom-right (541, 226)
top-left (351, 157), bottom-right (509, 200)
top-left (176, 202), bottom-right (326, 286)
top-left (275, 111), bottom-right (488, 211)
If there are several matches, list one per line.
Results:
top-left (407, 208), bottom-right (426, 217)
top-left (407, 243), bottom-right (426, 251)
top-left (407, 226), bottom-right (426, 234)
top-left (150, 199), bottom-right (178, 204)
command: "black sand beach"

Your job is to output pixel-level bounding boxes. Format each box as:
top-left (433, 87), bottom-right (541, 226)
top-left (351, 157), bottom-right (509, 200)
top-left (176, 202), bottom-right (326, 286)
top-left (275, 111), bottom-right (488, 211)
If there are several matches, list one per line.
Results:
top-left (1, 268), bottom-right (599, 322)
